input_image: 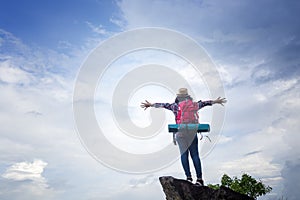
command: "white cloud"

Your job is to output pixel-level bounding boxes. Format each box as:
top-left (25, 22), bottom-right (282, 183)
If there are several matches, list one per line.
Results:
top-left (2, 159), bottom-right (48, 184)
top-left (216, 135), bottom-right (233, 144)
top-left (220, 153), bottom-right (281, 178)
top-left (129, 174), bottom-right (157, 188)
top-left (86, 21), bottom-right (109, 35)
top-left (269, 78), bottom-right (298, 96)
top-left (110, 17), bottom-right (125, 28)
top-left (0, 159), bottom-right (59, 199)
top-left (0, 60), bottom-right (31, 84)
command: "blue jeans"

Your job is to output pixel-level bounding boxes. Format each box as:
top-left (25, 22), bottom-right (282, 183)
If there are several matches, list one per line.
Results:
top-left (176, 129), bottom-right (202, 179)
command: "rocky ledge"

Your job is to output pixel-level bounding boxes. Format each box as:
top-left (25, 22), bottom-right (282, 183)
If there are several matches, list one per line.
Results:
top-left (159, 176), bottom-right (254, 200)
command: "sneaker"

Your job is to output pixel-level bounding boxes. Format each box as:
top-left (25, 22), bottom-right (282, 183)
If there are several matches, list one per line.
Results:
top-left (186, 177), bottom-right (193, 183)
top-left (195, 178), bottom-right (204, 186)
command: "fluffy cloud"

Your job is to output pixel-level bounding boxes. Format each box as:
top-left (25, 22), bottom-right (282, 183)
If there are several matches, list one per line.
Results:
top-left (2, 159), bottom-right (48, 184)
top-left (0, 160), bottom-right (59, 200)
top-left (251, 40), bottom-right (300, 84)
top-left (86, 21), bottom-right (110, 35)
top-left (0, 60), bottom-right (31, 84)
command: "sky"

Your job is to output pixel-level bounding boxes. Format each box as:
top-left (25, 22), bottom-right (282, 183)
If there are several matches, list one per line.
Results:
top-left (0, 0), bottom-right (300, 199)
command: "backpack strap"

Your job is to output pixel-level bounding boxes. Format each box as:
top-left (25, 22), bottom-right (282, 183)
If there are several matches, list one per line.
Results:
top-left (173, 132), bottom-right (176, 145)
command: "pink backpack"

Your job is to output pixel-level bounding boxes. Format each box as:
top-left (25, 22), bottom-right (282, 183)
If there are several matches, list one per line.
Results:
top-left (176, 99), bottom-right (199, 124)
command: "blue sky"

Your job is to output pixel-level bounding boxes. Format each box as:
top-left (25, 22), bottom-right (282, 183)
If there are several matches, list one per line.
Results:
top-left (1, 0), bottom-right (300, 200)
top-left (0, 0), bottom-right (119, 48)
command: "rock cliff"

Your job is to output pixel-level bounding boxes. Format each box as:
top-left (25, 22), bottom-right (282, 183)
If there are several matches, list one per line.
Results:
top-left (159, 176), bottom-right (254, 200)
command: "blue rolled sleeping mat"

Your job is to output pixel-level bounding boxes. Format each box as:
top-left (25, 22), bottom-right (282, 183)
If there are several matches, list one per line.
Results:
top-left (168, 124), bottom-right (210, 133)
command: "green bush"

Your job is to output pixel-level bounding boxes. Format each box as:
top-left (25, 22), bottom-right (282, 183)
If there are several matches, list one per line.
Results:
top-left (208, 173), bottom-right (272, 199)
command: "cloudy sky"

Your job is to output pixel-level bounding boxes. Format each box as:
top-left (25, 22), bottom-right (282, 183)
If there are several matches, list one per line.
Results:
top-left (1, 0), bottom-right (300, 200)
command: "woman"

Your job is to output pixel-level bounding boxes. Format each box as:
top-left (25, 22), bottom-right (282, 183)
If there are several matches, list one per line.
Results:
top-left (141, 88), bottom-right (226, 185)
